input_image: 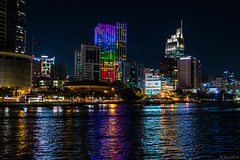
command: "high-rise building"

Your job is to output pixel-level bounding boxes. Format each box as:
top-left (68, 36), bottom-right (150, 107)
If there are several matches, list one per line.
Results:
top-left (223, 70), bottom-right (235, 92)
top-left (117, 61), bottom-right (144, 90)
top-left (160, 57), bottom-right (177, 88)
top-left (223, 71), bottom-right (234, 83)
top-left (0, 0), bottom-right (26, 54)
top-left (32, 55), bottom-right (55, 86)
top-left (228, 80), bottom-right (240, 95)
top-left (177, 56), bottom-right (202, 89)
top-left (33, 55), bottom-right (55, 76)
top-left (0, 1), bottom-right (7, 51)
top-left (75, 44), bottom-right (101, 81)
top-left (94, 22), bottom-right (127, 81)
top-left (213, 78), bottom-right (226, 92)
top-left (165, 21), bottom-right (184, 59)
top-left (54, 63), bottom-right (67, 80)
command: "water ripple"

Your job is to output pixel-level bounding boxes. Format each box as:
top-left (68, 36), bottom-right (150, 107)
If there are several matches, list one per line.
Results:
top-left (0, 103), bottom-right (240, 159)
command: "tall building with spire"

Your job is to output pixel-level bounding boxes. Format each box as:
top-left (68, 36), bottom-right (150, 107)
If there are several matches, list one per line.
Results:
top-left (165, 20), bottom-right (184, 59)
top-left (160, 21), bottom-right (184, 89)
top-left (0, 0), bottom-right (26, 54)
top-left (94, 22), bottom-right (127, 81)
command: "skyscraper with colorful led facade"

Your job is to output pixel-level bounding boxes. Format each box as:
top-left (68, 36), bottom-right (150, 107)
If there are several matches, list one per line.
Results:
top-left (94, 22), bottom-right (127, 81)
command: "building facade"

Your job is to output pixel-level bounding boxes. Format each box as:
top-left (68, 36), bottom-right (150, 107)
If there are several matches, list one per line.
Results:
top-left (0, 0), bottom-right (26, 54)
top-left (75, 44), bottom-right (101, 81)
top-left (94, 22), bottom-right (127, 81)
top-left (144, 68), bottom-right (160, 75)
top-left (165, 21), bottom-right (184, 59)
top-left (145, 73), bottom-right (161, 95)
top-left (223, 71), bottom-right (234, 83)
top-left (202, 74), bottom-right (214, 91)
top-left (64, 80), bottom-right (112, 92)
top-left (223, 70), bottom-right (235, 92)
top-left (177, 56), bottom-right (202, 89)
top-left (228, 80), bottom-right (240, 95)
top-left (213, 78), bottom-right (226, 92)
top-left (54, 63), bottom-right (67, 80)
top-left (32, 55), bottom-right (55, 87)
top-left (0, 51), bottom-right (31, 88)
top-left (159, 57), bottom-right (177, 88)
top-left (117, 61), bottom-right (144, 90)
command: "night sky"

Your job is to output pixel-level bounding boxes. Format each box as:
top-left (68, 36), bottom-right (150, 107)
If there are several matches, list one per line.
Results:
top-left (26, 0), bottom-right (240, 79)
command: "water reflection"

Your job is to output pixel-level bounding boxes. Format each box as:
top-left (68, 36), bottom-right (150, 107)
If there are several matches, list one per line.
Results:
top-left (52, 106), bottom-right (63, 113)
top-left (100, 104), bottom-right (125, 159)
top-left (16, 110), bottom-right (27, 157)
top-left (141, 105), bottom-right (162, 159)
top-left (158, 104), bottom-right (180, 159)
top-left (63, 109), bottom-right (73, 159)
top-left (23, 107), bottom-right (28, 113)
top-left (37, 107), bottom-right (42, 112)
top-left (33, 107), bottom-right (62, 159)
top-left (1, 110), bottom-right (11, 157)
top-left (4, 107), bottom-right (9, 117)
top-left (0, 103), bottom-right (240, 159)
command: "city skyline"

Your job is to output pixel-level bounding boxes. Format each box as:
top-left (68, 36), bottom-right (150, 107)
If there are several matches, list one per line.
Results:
top-left (26, 0), bottom-right (240, 78)
top-left (1, 1), bottom-right (240, 159)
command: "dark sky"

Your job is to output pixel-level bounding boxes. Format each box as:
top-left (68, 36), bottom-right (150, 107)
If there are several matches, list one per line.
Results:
top-left (26, 0), bottom-right (240, 79)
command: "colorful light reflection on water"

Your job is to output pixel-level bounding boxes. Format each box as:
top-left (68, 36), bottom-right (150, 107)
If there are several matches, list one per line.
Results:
top-left (0, 103), bottom-right (240, 159)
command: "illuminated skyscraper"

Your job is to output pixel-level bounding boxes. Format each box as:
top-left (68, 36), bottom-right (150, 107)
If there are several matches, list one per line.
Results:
top-left (94, 22), bottom-right (127, 81)
top-left (0, 0), bottom-right (26, 54)
top-left (223, 71), bottom-right (234, 83)
top-left (160, 57), bottom-right (177, 88)
top-left (117, 61), bottom-right (144, 90)
top-left (165, 21), bottom-right (184, 59)
top-left (32, 55), bottom-right (55, 86)
top-left (0, 0), bottom-right (7, 51)
top-left (223, 70), bottom-right (235, 92)
top-left (177, 56), bottom-right (202, 89)
top-left (75, 44), bottom-right (101, 81)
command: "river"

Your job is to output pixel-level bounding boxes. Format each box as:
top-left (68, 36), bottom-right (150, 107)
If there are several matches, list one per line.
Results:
top-left (0, 103), bottom-right (240, 159)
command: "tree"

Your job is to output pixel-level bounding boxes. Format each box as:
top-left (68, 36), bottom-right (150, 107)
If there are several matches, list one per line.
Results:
top-left (62, 88), bottom-right (76, 100)
top-left (176, 89), bottom-right (183, 95)
top-left (121, 88), bottom-right (138, 102)
top-left (0, 87), bottom-right (14, 102)
top-left (111, 80), bottom-right (126, 99)
top-left (94, 91), bottom-right (110, 100)
top-left (134, 88), bottom-right (143, 99)
top-left (195, 91), bottom-right (208, 100)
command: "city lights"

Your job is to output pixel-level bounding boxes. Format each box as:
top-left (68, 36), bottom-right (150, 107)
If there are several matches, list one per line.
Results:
top-left (0, 1), bottom-right (240, 160)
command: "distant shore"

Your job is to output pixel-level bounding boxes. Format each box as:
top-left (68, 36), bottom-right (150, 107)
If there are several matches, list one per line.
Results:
top-left (0, 100), bottom-right (238, 107)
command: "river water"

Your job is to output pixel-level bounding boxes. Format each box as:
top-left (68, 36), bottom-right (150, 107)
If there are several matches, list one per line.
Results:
top-left (0, 103), bottom-right (240, 159)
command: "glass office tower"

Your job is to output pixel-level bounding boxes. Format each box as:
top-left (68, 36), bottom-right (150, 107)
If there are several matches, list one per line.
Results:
top-left (165, 21), bottom-right (184, 59)
top-left (0, 0), bottom-right (26, 54)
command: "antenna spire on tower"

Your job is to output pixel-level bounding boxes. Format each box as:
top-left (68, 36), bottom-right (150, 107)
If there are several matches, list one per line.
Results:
top-left (181, 20), bottom-right (183, 38)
